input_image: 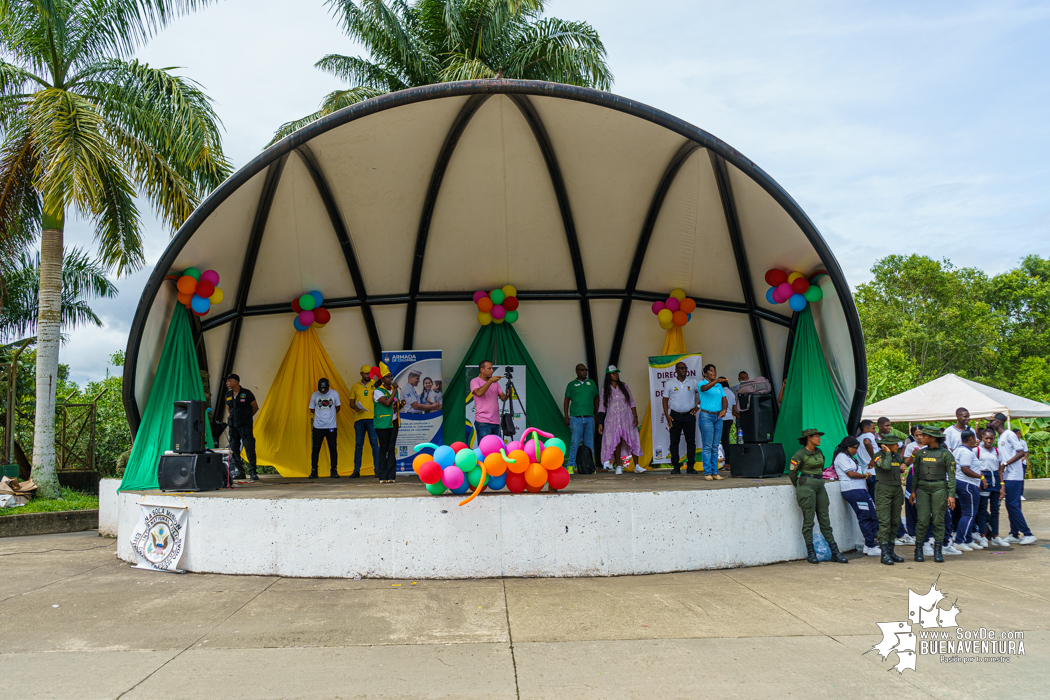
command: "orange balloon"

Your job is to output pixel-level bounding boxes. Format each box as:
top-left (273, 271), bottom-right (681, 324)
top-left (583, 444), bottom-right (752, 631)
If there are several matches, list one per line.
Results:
top-left (477, 297), bottom-right (493, 313)
top-left (412, 453), bottom-right (431, 474)
top-left (525, 462), bottom-right (548, 488)
top-left (525, 482), bottom-right (544, 493)
top-left (176, 275), bottom-right (197, 295)
top-left (177, 291), bottom-right (193, 306)
top-left (540, 446), bottom-right (564, 471)
top-left (679, 297), bottom-right (696, 314)
top-left (507, 449), bottom-right (530, 474)
top-left (672, 310), bottom-right (688, 326)
top-left (484, 452), bottom-right (507, 477)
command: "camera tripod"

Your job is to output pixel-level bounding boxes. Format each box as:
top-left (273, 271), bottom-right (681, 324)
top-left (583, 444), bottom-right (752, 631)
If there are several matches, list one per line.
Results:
top-left (499, 368), bottom-right (527, 440)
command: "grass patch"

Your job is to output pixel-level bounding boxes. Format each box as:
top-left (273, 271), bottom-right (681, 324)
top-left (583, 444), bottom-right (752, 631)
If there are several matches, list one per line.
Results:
top-left (0, 487), bottom-right (99, 516)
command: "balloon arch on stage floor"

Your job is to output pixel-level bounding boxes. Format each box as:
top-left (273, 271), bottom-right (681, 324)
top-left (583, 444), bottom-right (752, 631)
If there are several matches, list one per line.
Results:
top-left (120, 79), bottom-right (866, 488)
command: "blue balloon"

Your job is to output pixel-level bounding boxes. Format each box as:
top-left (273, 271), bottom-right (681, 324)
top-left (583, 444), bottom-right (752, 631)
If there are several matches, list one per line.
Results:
top-left (765, 287), bottom-right (777, 305)
top-left (450, 479), bottom-right (471, 494)
top-left (293, 317), bottom-right (308, 331)
top-left (486, 472), bottom-right (506, 490)
top-left (309, 290), bottom-right (324, 308)
top-left (433, 445), bottom-right (456, 467)
top-left (687, 313), bottom-right (691, 321)
top-left (474, 447), bottom-right (484, 463)
top-left (788, 293), bottom-right (808, 312)
top-left (190, 294), bottom-right (210, 313)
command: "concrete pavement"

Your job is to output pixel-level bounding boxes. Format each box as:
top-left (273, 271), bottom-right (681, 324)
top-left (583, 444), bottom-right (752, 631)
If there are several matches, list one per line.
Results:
top-left (2, 481), bottom-right (1048, 699)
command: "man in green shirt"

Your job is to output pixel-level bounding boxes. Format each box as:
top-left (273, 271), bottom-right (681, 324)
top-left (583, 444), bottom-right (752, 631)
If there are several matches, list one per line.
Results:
top-left (788, 429), bottom-right (848, 564)
top-left (910, 427), bottom-right (957, 563)
top-left (873, 435), bottom-right (906, 565)
top-left (564, 364), bottom-right (598, 473)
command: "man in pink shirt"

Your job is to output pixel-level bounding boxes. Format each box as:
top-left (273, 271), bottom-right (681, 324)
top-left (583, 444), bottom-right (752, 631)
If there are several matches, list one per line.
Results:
top-left (470, 361), bottom-right (507, 440)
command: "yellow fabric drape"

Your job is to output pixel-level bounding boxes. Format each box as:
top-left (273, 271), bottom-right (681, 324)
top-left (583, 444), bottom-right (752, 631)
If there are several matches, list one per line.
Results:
top-left (638, 326), bottom-right (687, 468)
top-left (253, 328), bottom-right (373, 477)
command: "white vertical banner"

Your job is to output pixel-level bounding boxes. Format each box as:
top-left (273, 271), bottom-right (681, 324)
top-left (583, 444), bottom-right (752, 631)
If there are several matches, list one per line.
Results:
top-left (130, 497), bottom-right (188, 573)
top-left (648, 353), bottom-right (703, 464)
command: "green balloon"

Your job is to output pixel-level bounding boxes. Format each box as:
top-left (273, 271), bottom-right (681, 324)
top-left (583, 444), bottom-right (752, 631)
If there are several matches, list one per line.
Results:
top-left (299, 293), bottom-right (317, 311)
top-left (183, 267), bottom-right (201, 281)
top-left (426, 482), bottom-right (447, 495)
top-left (504, 310), bottom-right (518, 324)
top-left (544, 437), bottom-right (566, 454)
top-left (490, 289), bottom-right (505, 305)
top-left (803, 285), bottom-right (823, 303)
top-left (467, 466), bottom-right (484, 488)
top-left (454, 448), bottom-right (476, 471)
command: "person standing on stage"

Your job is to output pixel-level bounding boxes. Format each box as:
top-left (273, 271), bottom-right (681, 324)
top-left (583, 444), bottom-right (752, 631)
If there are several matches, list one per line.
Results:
top-left (992, 414), bottom-right (1036, 545)
top-left (874, 435), bottom-right (906, 565)
top-left (599, 365), bottom-right (644, 474)
top-left (720, 378), bottom-right (737, 470)
top-left (789, 429), bottom-right (849, 564)
top-left (373, 364), bottom-right (403, 483)
top-left (910, 427), bottom-right (956, 563)
top-left (698, 364), bottom-right (728, 480)
top-left (563, 363), bottom-right (598, 472)
top-left (732, 371), bottom-right (749, 393)
top-left (831, 436), bottom-right (880, 557)
top-left (349, 365), bottom-right (378, 478)
top-left (943, 407), bottom-right (969, 451)
top-left (470, 361), bottom-right (507, 440)
top-left (224, 374), bottom-right (260, 481)
top-left (950, 430), bottom-right (983, 550)
top-left (662, 361), bottom-right (699, 475)
top-left (308, 377), bottom-right (341, 479)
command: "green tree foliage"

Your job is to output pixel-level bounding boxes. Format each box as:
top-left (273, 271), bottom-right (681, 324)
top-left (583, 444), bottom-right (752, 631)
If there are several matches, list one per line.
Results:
top-left (271, 0), bottom-right (613, 142)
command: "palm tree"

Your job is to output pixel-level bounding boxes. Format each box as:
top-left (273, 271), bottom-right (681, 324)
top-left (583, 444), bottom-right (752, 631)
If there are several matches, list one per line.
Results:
top-left (272, 0), bottom-right (612, 142)
top-left (0, 0), bottom-right (230, 497)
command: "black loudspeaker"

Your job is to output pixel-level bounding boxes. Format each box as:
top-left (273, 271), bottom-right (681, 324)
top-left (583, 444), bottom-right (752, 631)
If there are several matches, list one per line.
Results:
top-left (172, 400), bottom-right (207, 453)
top-left (737, 393), bottom-right (776, 443)
top-left (158, 452), bottom-right (224, 492)
top-left (728, 443), bottom-right (785, 478)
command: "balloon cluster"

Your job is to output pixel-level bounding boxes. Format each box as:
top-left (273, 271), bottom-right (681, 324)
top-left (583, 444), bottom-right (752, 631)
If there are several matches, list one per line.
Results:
top-left (473, 285), bottom-right (519, 326)
top-left (176, 268), bottom-right (224, 316)
top-left (413, 428), bottom-right (570, 505)
top-left (650, 289), bottom-right (696, 330)
top-left (291, 291), bottom-right (332, 331)
top-left (764, 269), bottom-right (823, 312)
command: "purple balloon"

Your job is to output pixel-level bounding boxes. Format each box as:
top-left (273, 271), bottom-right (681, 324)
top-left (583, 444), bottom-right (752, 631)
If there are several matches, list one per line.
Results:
top-left (298, 310), bottom-right (315, 326)
top-left (200, 269), bottom-right (220, 286)
top-left (491, 304), bottom-right (506, 320)
top-left (651, 301), bottom-right (665, 315)
top-left (664, 297), bottom-right (680, 313)
top-left (775, 282), bottom-right (793, 303)
top-left (473, 290), bottom-right (487, 303)
top-left (442, 466), bottom-right (465, 490)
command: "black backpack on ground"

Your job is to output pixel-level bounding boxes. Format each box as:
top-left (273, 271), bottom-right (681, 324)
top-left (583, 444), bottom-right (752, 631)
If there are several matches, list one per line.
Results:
top-left (575, 445), bottom-right (596, 474)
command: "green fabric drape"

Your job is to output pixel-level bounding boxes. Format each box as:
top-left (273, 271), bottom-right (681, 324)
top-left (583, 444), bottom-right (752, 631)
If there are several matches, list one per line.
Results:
top-left (442, 323), bottom-right (570, 446)
top-left (120, 304), bottom-right (212, 490)
top-left (772, 306), bottom-right (848, 468)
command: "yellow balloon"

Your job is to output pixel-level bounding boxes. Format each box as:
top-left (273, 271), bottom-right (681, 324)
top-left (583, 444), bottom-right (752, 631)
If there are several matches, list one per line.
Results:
top-left (494, 317), bottom-right (505, 324)
top-left (657, 308), bottom-right (673, 324)
top-left (477, 311), bottom-right (492, 325)
top-left (659, 319), bottom-right (673, 330)
top-left (670, 288), bottom-right (686, 301)
top-left (502, 284), bottom-right (517, 298)
top-left (787, 272), bottom-right (804, 284)
top-left (209, 287), bottom-right (224, 304)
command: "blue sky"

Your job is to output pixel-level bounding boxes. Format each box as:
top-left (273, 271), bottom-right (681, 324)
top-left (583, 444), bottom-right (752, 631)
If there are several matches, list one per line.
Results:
top-left (60, 0), bottom-right (1050, 384)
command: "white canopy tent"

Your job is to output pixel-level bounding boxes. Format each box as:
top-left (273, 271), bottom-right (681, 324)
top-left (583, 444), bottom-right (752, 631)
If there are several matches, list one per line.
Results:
top-left (122, 80), bottom-right (866, 434)
top-left (862, 373), bottom-right (1050, 423)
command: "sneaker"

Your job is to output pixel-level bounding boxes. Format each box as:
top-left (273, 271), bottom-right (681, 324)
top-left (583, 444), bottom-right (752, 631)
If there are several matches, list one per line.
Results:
top-left (955, 542), bottom-right (973, 551)
top-left (634, 466), bottom-right (647, 474)
top-left (923, 542), bottom-right (934, 557)
top-left (1005, 535), bottom-right (1021, 543)
top-left (615, 465), bottom-right (623, 475)
top-left (967, 541), bottom-right (984, 550)
top-left (991, 537), bottom-right (1012, 547)
top-left (975, 536), bottom-right (989, 547)
top-left (704, 475), bottom-right (713, 481)
top-left (713, 474), bottom-right (724, 480)
top-left (864, 546), bottom-right (881, 556)
top-left (894, 536), bottom-right (908, 546)
top-left (1019, 534), bottom-right (1037, 545)
top-left (942, 544), bottom-right (962, 555)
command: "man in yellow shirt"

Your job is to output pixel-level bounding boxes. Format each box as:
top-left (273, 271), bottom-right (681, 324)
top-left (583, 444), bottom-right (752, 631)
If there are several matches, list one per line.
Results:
top-left (349, 364), bottom-right (378, 478)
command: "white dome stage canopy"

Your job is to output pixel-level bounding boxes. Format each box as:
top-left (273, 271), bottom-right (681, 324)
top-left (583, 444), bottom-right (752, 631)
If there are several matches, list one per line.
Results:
top-left (122, 80), bottom-right (866, 434)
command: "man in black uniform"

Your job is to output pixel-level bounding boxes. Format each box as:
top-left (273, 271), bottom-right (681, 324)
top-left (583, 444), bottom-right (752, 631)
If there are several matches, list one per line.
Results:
top-left (225, 374), bottom-right (260, 481)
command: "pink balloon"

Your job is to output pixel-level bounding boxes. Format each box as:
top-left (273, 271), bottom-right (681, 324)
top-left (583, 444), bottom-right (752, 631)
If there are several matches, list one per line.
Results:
top-left (442, 466), bottom-right (464, 490)
top-left (664, 297), bottom-right (680, 312)
top-left (524, 438), bottom-right (544, 462)
top-left (472, 290), bottom-right (487, 303)
top-left (298, 310), bottom-right (315, 326)
top-left (479, 434), bottom-right (505, 457)
top-left (776, 283), bottom-right (793, 303)
top-left (200, 269), bottom-right (220, 286)
top-left (491, 304), bottom-right (506, 320)
top-left (506, 440), bottom-right (522, 453)
top-left (651, 301), bottom-right (665, 315)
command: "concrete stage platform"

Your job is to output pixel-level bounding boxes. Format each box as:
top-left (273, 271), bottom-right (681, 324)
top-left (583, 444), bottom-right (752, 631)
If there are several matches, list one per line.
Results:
top-left (101, 472), bottom-right (863, 579)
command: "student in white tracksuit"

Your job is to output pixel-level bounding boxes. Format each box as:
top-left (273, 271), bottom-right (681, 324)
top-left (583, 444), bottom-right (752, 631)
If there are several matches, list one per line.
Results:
top-left (992, 414), bottom-right (1036, 545)
top-left (975, 429), bottom-right (1004, 547)
top-left (951, 431), bottom-right (983, 550)
top-left (832, 436), bottom-right (880, 556)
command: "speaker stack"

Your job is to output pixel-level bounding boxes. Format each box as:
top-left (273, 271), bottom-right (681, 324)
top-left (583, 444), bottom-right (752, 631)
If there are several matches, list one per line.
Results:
top-left (158, 400), bottom-right (225, 491)
top-left (728, 389), bottom-right (785, 478)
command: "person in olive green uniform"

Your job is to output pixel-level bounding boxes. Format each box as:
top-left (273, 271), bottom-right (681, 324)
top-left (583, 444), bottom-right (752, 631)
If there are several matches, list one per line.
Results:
top-left (789, 429), bottom-right (849, 564)
top-left (910, 427), bottom-right (957, 563)
top-left (873, 435), bottom-right (906, 565)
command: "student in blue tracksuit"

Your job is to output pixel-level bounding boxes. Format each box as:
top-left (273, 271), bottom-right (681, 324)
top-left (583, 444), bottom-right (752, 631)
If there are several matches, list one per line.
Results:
top-left (832, 436), bottom-right (880, 556)
top-left (993, 414), bottom-right (1037, 545)
top-left (951, 430), bottom-right (983, 550)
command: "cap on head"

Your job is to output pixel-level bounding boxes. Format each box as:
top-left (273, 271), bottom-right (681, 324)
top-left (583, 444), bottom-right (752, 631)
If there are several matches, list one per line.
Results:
top-left (318, 378), bottom-right (330, 393)
top-left (994, 412), bottom-right (1008, 423)
top-left (379, 362), bottom-right (392, 377)
top-left (360, 364), bottom-right (372, 374)
top-left (409, 369), bottom-right (422, 377)
top-left (922, 427), bottom-right (945, 439)
top-left (226, 373), bottom-right (239, 382)
top-left (877, 435), bottom-right (899, 446)
top-left (606, 364), bottom-right (620, 374)
top-left (799, 428), bottom-right (825, 439)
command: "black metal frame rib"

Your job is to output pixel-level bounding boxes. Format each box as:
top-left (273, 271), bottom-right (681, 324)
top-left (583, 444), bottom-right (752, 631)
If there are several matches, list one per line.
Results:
top-left (508, 94), bottom-right (597, 377)
top-left (607, 141), bottom-right (700, 367)
top-left (403, 95), bottom-right (491, 350)
top-left (296, 144), bottom-right (382, 363)
top-left (123, 80), bottom-right (865, 432)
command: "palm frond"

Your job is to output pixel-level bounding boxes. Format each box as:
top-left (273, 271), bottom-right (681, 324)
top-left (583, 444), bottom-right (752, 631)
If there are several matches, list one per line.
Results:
top-left (505, 17), bottom-right (612, 90)
top-left (438, 53), bottom-right (498, 82)
top-left (91, 148), bottom-right (142, 275)
top-left (269, 86), bottom-right (385, 145)
top-left (0, 118), bottom-right (41, 262)
top-left (315, 53), bottom-right (408, 92)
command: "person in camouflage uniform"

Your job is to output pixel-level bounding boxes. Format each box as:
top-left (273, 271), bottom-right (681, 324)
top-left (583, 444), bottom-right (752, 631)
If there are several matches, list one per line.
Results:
top-left (788, 429), bottom-right (848, 564)
top-left (910, 427), bottom-right (957, 563)
top-left (873, 435), bottom-right (906, 565)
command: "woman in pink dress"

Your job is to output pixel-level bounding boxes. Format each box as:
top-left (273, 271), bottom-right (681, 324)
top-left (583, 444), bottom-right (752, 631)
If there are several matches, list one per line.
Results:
top-left (597, 365), bottom-right (643, 474)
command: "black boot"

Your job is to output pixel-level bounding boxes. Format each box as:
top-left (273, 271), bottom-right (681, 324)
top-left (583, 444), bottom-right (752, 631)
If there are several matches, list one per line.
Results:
top-left (349, 471), bottom-right (360, 479)
top-left (308, 468), bottom-right (318, 479)
top-left (248, 468), bottom-right (259, 481)
top-left (806, 542), bottom-right (819, 564)
top-left (934, 542), bottom-right (944, 563)
top-left (330, 468), bottom-right (339, 478)
top-left (914, 541), bottom-right (925, 561)
top-left (670, 465), bottom-right (681, 474)
top-left (686, 467), bottom-right (698, 475)
top-left (828, 541), bottom-right (849, 563)
top-left (880, 543), bottom-right (895, 565)
top-left (888, 542), bottom-right (904, 563)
